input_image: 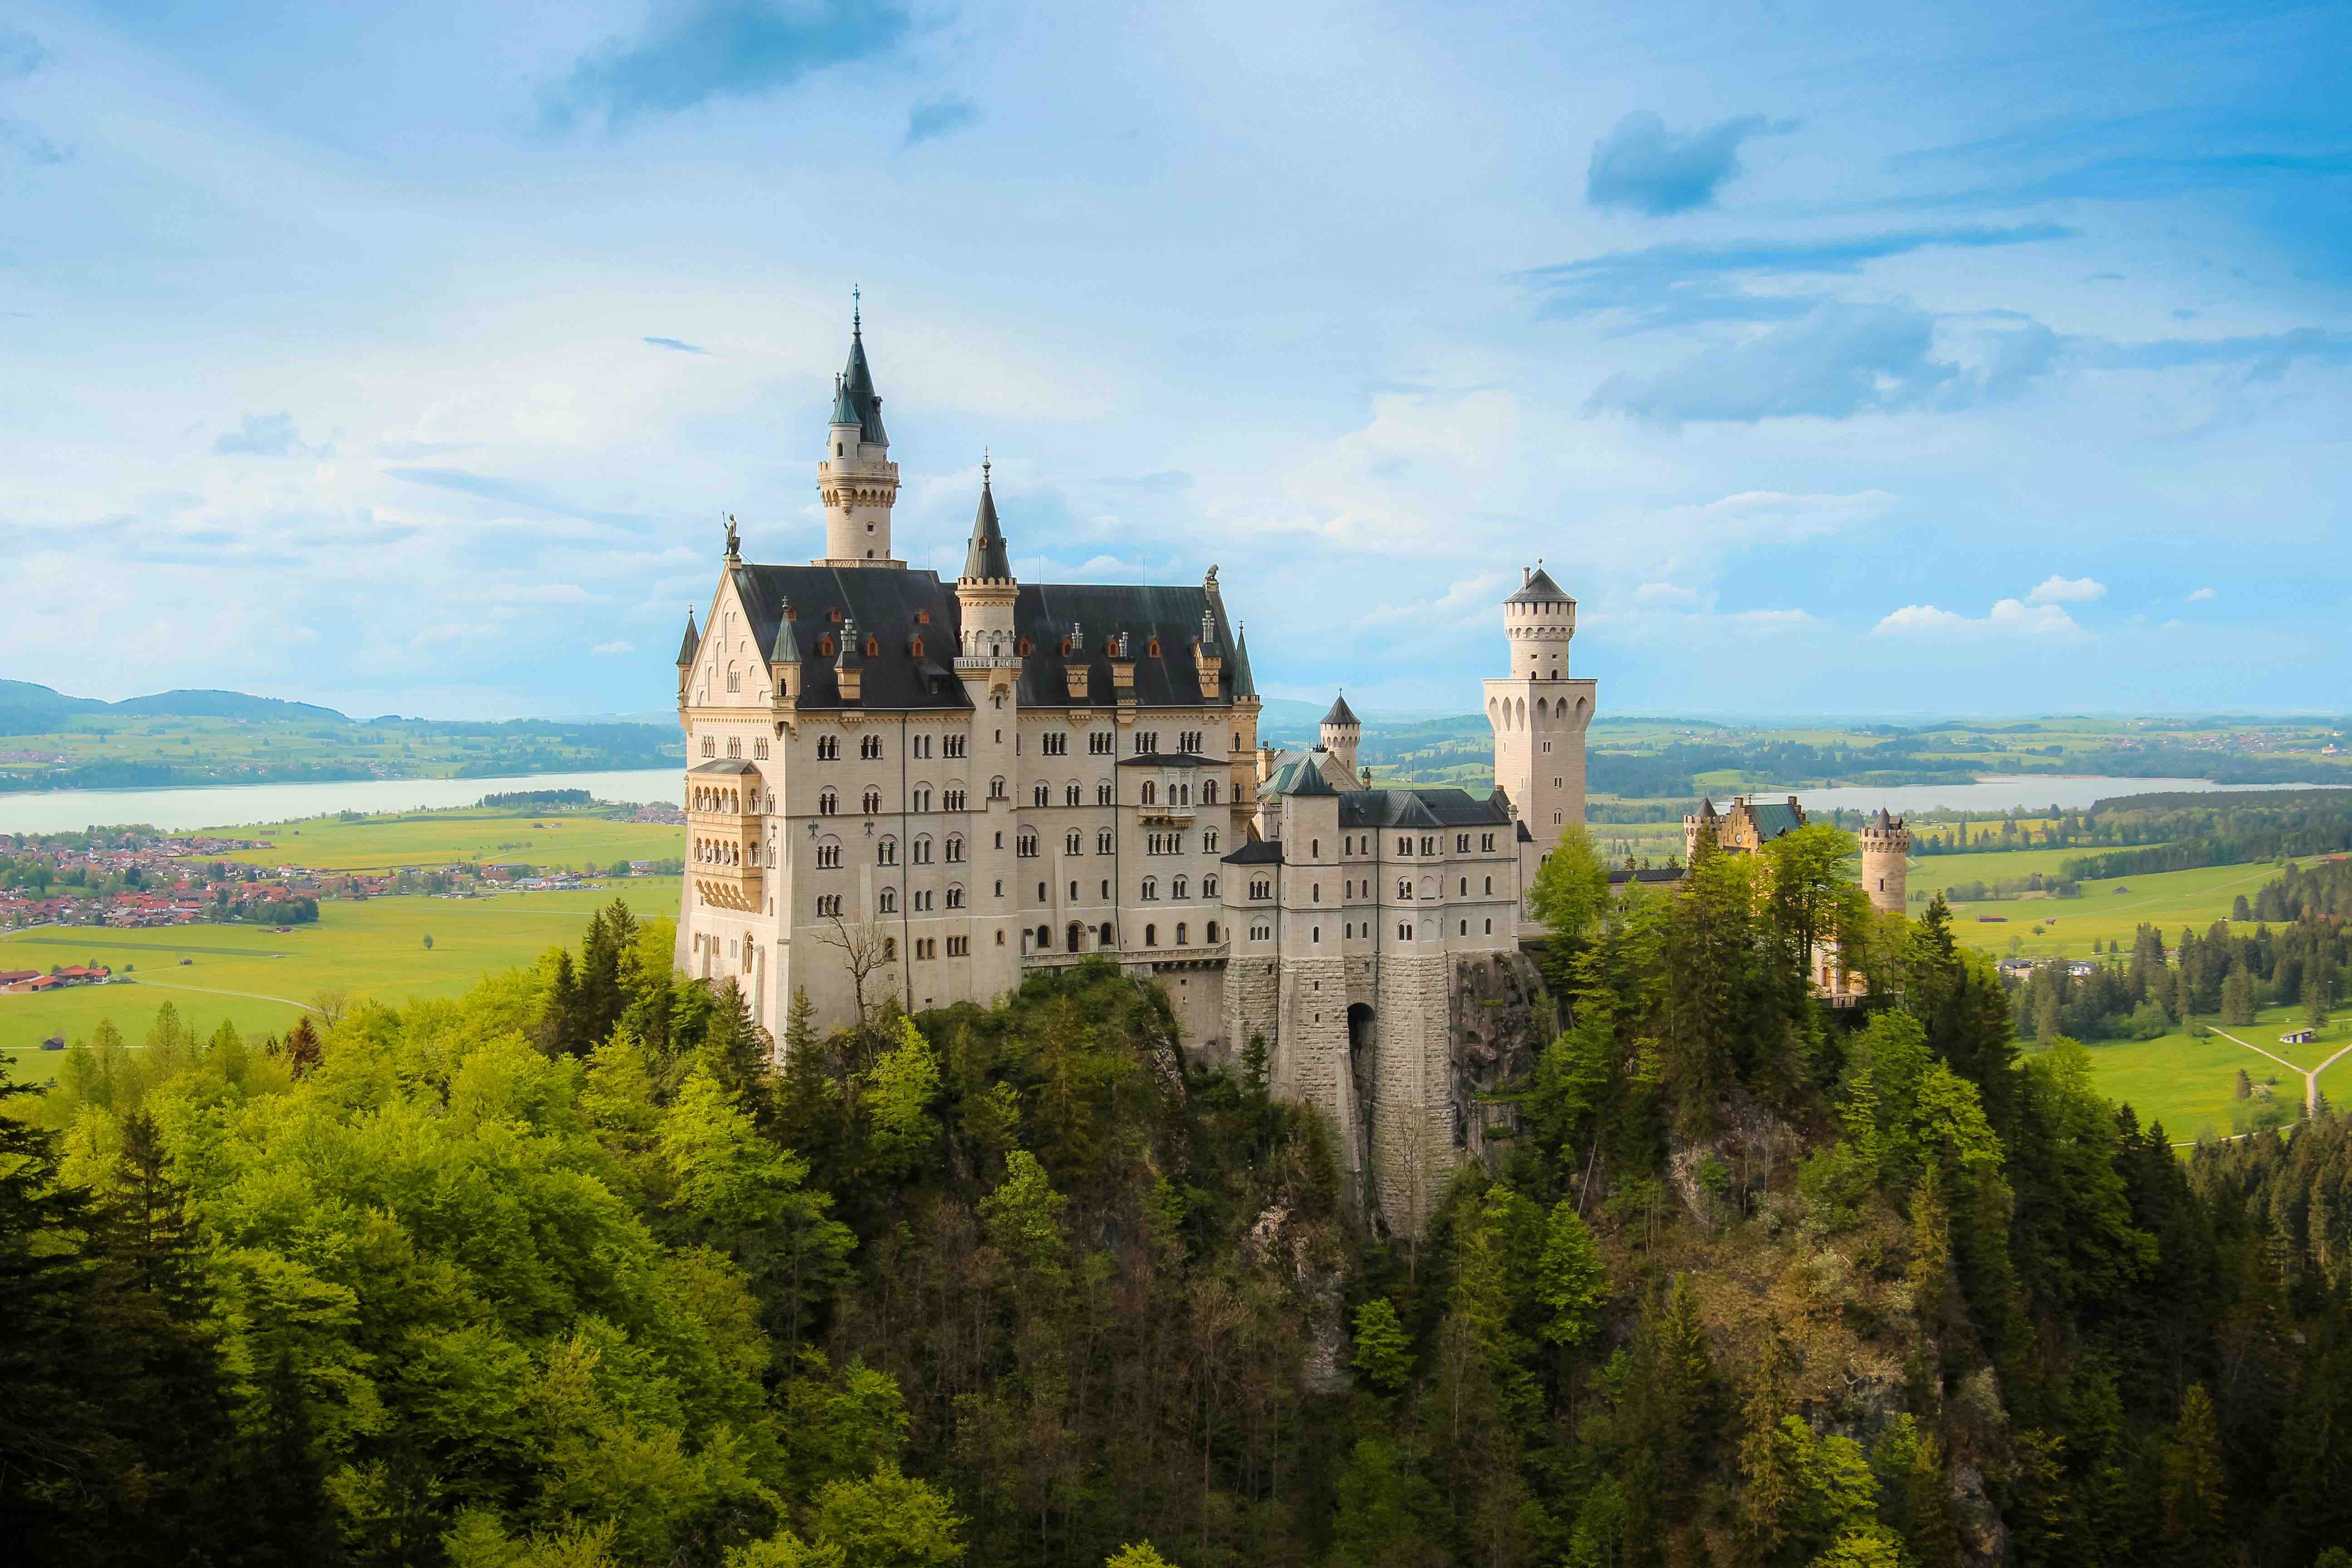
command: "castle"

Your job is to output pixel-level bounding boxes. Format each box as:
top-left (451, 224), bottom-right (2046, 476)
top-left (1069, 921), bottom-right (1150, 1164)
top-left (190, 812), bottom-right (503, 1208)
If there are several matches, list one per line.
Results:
top-left (675, 314), bottom-right (1594, 1230)
top-left (1681, 795), bottom-right (1911, 1003)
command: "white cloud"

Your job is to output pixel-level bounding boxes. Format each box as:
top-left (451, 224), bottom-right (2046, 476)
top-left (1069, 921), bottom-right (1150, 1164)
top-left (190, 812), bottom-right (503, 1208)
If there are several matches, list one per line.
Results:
top-left (2027, 574), bottom-right (2106, 604)
top-left (1874, 597), bottom-right (2083, 640)
top-left (1356, 572), bottom-right (1515, 634)
top-left (2187, 586), bottom-right (2216, 602)
top-left (1634, 581), bottom-right (1709, 608)
top-left (591, 639), bottom-right (633, 655)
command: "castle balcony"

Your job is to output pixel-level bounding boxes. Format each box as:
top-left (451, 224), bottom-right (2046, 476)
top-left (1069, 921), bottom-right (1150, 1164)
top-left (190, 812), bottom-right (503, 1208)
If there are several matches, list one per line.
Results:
top-left (687, 760), bottom-right (766, 911)
top-left (1138, 802), bottom-right (1196, 824)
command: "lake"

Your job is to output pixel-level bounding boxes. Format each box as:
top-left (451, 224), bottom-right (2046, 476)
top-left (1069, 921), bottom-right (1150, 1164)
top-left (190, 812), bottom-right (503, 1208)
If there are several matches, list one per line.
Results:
top-left (1790, 774), bottom-right (2345, 816)
top-left (1, 767), bottom-right (2340, 837)
top-left (0, 769), bottom-right (683, 835)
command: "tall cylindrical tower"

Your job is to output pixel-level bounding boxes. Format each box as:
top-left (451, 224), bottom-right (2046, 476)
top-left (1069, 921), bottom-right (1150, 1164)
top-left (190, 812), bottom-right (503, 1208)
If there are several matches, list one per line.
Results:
top-left (817, 306), bottom-right (902, 567)
top-left (1484, 564), bottom-right (1598, 870)
top-left (1860, 808), bottom-right (1911, 916)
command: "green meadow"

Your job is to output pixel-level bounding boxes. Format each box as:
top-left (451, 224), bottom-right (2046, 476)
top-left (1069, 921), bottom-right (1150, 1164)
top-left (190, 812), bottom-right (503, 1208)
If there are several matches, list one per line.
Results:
top-left (0, 877), bottom-right (682, 1078)
top-left (2072, 1002), bottom-right (2352, 1146)
top-left (1941, 858), bottom-right (2313, 960)
top-left (219, 805), bottom-right (686, 872)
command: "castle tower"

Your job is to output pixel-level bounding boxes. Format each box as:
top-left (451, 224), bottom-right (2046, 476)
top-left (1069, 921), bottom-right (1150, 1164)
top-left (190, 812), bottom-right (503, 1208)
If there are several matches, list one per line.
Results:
top-left (952, 459), bottom-right (1024, 1007)
top-left (1484, 564), bottom-right (1597, 870)
top-left (1860, 808), bottom-right (1911, 916)
top-left (1319, 692), bottom-right (1360, 775)
top-left (816, 302), bottom-right (902, 567)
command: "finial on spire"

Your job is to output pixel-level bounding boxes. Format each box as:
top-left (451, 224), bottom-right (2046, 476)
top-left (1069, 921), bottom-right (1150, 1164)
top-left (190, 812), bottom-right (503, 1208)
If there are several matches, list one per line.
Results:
top-left (982, 449), bottom-right (991, 487)
top-left (852, 284), bottom-right (860, 333)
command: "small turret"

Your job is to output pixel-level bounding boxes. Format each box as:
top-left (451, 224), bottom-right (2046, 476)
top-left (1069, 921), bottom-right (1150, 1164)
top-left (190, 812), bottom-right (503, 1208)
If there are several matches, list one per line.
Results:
top-left (1860, 807), bottom-right (1911, 916)
top-left (676, 608), bottom-right (700, 703)
top-left (955, 457), bottom-right (1021, 683)
top-left (1319, 691), bottom-right (1361, 773)
top-left (817, 296), bottom-right (902, 568)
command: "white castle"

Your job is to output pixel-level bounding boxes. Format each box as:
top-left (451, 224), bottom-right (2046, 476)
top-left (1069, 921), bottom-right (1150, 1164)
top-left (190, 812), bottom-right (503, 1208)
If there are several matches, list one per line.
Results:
top-left (675, 314), bottom-right (1597, 1228)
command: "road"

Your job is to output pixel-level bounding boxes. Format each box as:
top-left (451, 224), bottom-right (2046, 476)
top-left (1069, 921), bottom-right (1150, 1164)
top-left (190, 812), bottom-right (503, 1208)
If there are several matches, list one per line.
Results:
top-left (2209, 1027), bottom-right (2350, 1119)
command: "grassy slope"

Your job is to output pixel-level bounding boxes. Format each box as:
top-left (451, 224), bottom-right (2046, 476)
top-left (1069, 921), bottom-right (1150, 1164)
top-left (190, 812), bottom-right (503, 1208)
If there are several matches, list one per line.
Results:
top-left (0, 877), bottom-right (682, 1076)
top-left (1941, 858), bottom-right (2308, 959)
top-left (2076, 1002), bottom-right (2352, 1145)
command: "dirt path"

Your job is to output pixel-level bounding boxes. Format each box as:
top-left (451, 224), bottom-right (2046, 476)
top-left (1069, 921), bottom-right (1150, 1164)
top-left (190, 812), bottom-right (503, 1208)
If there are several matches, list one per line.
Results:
top-left (122, 979), bottom-right (318, 1012)
top-left (2209, 1027), bottom-right (2341, 1118)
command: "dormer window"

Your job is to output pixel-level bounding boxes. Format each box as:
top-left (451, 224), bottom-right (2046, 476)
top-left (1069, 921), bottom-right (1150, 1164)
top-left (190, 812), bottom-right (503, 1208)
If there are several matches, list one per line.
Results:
top-left (864, 636), bottom-right (880, 658)
top-left (915, 610), bottom-right (930, 625)
top-left (1146, 638), bottom-right (1161, 657)
top-left (909, 636), bottom-right (925, 657)
top-left (817, 636), bottom-right (836, 657)
top-left (1017, 637), bottom-right (1034, 657)
top-left (829, 607), bottom-right (844, 623)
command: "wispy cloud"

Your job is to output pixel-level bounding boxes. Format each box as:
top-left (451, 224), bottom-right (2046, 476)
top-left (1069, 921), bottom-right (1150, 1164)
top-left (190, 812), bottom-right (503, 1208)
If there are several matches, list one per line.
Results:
top-left (2187, 587), bottom-right (2217, 602)
top-left (906, 95), bottom-right (980, 147)
top-left (591, 639), bottom-right (635, 655)
top-left (2027, 574), bottom-right (2105, 604)
top-left (1517, 224), bottom-right (2073, 330)
top-left (384, 467), bottom-right (657, 532)
top-left (213, 411), bottom-right (329, 458)
top-left (1585, 110), bottom-right (1793, 215)
top-left (0, 25), bottom-right (43, 79)
top-left (545, 0), bottom-right (911, 130)
top-left (642, 335), bottom-right (708, 355)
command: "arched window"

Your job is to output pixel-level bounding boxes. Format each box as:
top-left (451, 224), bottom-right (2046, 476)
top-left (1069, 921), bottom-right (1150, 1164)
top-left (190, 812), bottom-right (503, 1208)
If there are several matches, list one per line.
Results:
top-left (1141, 877), bottom-right (1159, 901)
top-left (946, 884), bottom-right (965, 909)
top-left (726, 662), bottom-right (740, 692)
top-left (864, 636), bottom-right (880, 658)
top-left (1065, 830), bottom-right (1083, 854)
top-left (1097, 782), bottom-right (1112, 805)
top-left (1034, 783), bottom-right (1050, 807)
top-left (878, 887), bottom-right (897, 913)
top-left (862, 788), bottom-right (882, 814)
top-left (1064, 782), bottom-right (1081, 805)
top-left (818, 636), bottom-right (836, 658)
top-left (909, 635), bottom-right (924, 657)
top-left (1097, 828), bottom-right (1114, 853)
top-left (1203, 829), bottom-right (1219, 853)
top-left (1205, 920), bottom-right (1219, 942)
top-left (882, 936), bottom-right (896, 960)
top-left (1397, 878), bottom-right (1411, 899)
top-left (1142, 781), bottom-right (1157, 805)
top-left (913, 835), bottom-right (932, 863)
top-left (818, 789), bottom-right (838, 816)
top-left (1035, 924), bottom-right (1051, 948)
top-left (946, 835), bottom-right (965, 862)
top-left (1203, 875), bottom-right (1218, 898)
top-left (990, 776), bottom-right (1007, 799)
top-left (1203, 779), bottom-right (1218, 805)
top-left (877, 838), bottom-right (897, 865)
top-left (944, 786), bottom-right (967, 811)
top-left (1144, 922), bottom-right (1158, 946)
top-left (1066, 921), bottom-right (1084, 952)
top-left (1175, 922), bottom-right (1188, 945)
top-left (1172, 876), bottom-right (1189, 899)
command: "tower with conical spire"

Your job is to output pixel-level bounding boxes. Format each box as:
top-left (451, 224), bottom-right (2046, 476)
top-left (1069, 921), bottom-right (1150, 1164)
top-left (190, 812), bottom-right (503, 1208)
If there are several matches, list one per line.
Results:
top-left (817, 295), bottom-right (902, 567)
top-left (955, 454), bottom-right (1019, 666)
top-left (1485, 563), bottom-right (1598, 885)
top-left (1319, 691), bottom-right (1360, 774)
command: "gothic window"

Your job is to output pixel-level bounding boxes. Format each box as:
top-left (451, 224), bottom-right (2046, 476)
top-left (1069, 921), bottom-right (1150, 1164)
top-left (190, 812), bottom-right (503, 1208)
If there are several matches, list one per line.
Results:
top-left (818, 789), bottom-right (837, 816)
top-left (913, 835), bottom-right (932, 863)
top-left (944, 787), bottom-right (967, 811)
top-left (877, 838), bottom-right (897, 865)
top-left (1146, 638), bottom-right (1161, 657)
top-left (1142, 782), bottom-right (1157, 806)
top-left (1175, 922), bottom-right (1187, 944)
top-left (1145, 923), bottom-right (1157, 946)
top-left (1203, 779), bottom-right (1218, 805)
top-left (1203, 875), bottom-right (1218, 897)
top-left (909, 636), bottom-right (924, 657)
top-left (1398, 922), bottom-right (1411, 941)
top-left (945, 734), bottom-right (967, 757)
top-left (1203, 829), bottom-right (1219, 853)
top-left (878, 888), bottom-right (897, 913)
top-left (754, 737), bottom-right (769, 760)
top-left (989, 776), bottom-right (1007, 799)
top-left (1172, 876), bottom-right (1188, 900)
top-left (864, 636), bottom-right (880, 658)
top-left (818, 636), bottom-right (836, 657)
top-left (862, 788), bottom-right (882, 814)
top-left (1141, 878), bottom-right (1158, 901)
top-left (1398, 878), bottom-right (1412, 899)
top-left (701, 736), bottom-right (715, 758)
top-left (1397, 836), bottom-right (1411, 855)
top-left (861, 734), bottom-right (882, 760)
top-left (946, 884), bottom-right (965, 909)
top-left (1034, 783), bottom-right (1050, 807)
top-left (1096, 782), bottom-right (1112, 805)
top-left (727, 663), bottom-right (740, 692)
top-left (1065, 830), bottom-right (1083, 854)
top-left (945, 835), bottom-right (965, 862)
top-left (1097, 828), bottom-right (1114, 853)
top-left (1017, 833), bottom-right (1038, 857)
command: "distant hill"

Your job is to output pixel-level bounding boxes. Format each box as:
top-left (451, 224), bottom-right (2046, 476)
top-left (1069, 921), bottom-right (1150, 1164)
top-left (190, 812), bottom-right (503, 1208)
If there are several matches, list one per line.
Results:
top-left (0, 681), bottom-right (349, 734)
top-left (111, 689), bottom-right (353, 723)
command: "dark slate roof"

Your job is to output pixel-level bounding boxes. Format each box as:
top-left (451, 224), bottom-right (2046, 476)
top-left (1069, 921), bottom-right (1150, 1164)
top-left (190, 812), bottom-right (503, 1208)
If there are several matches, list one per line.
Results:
top-left (1223, 838), bottom-right (1284, 865)
top-left (838, 323), bottom-right (887, 446)
top-left (963, 479), bottom-right (1011, 581)
top-left (1321, 692), bottom-right (1358, 727)
top-left (1334, 787), bottom-right (1512, 831)
top-left (1261, 754), bottom-right (1331, 797)
top-left (1516, 821), bottom-right (1534, 842)
top-left (690, 758), bottom-right (761, 776)
top-left (1608, 866), bottom-right (1685, 885)
top-left (727, 564), bottom-right (1248, 713)
top-left (1506, 566), bottom-right (1573, 606)
top-left (1284, 754), bottom-right (1340, 796)
top-left (1229, 624), bottom-right (1257, 698)
top-left (1117, 753), bottom-right (1220, 768)
top-left (1014, 583), bottom-right (1242, 710)
top-left (731, 564), bottom-right (969, 711)
top-left (676, 609), bottom-right (700, 666)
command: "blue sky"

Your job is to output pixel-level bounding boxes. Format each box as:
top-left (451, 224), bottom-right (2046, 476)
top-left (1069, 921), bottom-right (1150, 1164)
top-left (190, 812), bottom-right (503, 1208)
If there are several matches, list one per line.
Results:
top-left (2, 0), bottom-right (2346, 720)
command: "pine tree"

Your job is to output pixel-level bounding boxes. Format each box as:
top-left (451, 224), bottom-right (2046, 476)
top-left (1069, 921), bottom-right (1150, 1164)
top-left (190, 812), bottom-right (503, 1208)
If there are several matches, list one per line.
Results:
top-left (2159, 1383), bottom-right (2228, 1566)
top-left (283, 1014), bottom-right (323, 1079)
top-left (536, 949), bottom-right (584, 1057)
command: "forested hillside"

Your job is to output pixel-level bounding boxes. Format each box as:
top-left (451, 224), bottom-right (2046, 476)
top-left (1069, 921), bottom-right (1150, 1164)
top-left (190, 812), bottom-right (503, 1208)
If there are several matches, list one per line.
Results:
top-left (6, 863), bottom-right (2352, 1567)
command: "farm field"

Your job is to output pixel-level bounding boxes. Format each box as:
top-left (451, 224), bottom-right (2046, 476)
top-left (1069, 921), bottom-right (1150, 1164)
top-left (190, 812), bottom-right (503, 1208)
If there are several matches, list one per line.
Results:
top-left (221, 805), bottom-right (685, 872)
top-left (0, 877), bottom-right (682, 1078)
top-left (1942, 858), bottom-right (2311, 960)
top-left (2076, 1002), bottom-right (2352, 1145)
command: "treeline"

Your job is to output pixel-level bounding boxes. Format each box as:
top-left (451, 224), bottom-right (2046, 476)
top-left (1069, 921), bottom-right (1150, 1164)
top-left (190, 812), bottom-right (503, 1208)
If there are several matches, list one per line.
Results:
top-left (2008, 913), bottom-right (2346, 1047)
top-left (2060, 792), bottom-right (2352, 881)
top-left (11, 856), bottom-right (2352, 1566)
top-left (0, 760), bottom-right (381, 794)
top-left (479, 788), bottom-right (595, 808)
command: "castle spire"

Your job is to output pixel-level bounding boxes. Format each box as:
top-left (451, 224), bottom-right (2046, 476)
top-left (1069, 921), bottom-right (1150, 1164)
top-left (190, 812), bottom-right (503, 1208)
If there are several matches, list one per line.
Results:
top-left (962, 456), bottom-right (1012, 582)
top-left (675, 607), bottom-right (699, 667)
top-left (838, 303), bottom-right (886, 447)
top-left (818, 300), bottom-right (902, 567)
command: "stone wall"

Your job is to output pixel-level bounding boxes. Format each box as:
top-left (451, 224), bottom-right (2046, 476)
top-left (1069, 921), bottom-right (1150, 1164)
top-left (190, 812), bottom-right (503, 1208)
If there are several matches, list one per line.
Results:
top-left (1449, 950), bottom-right (1551, 1173)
